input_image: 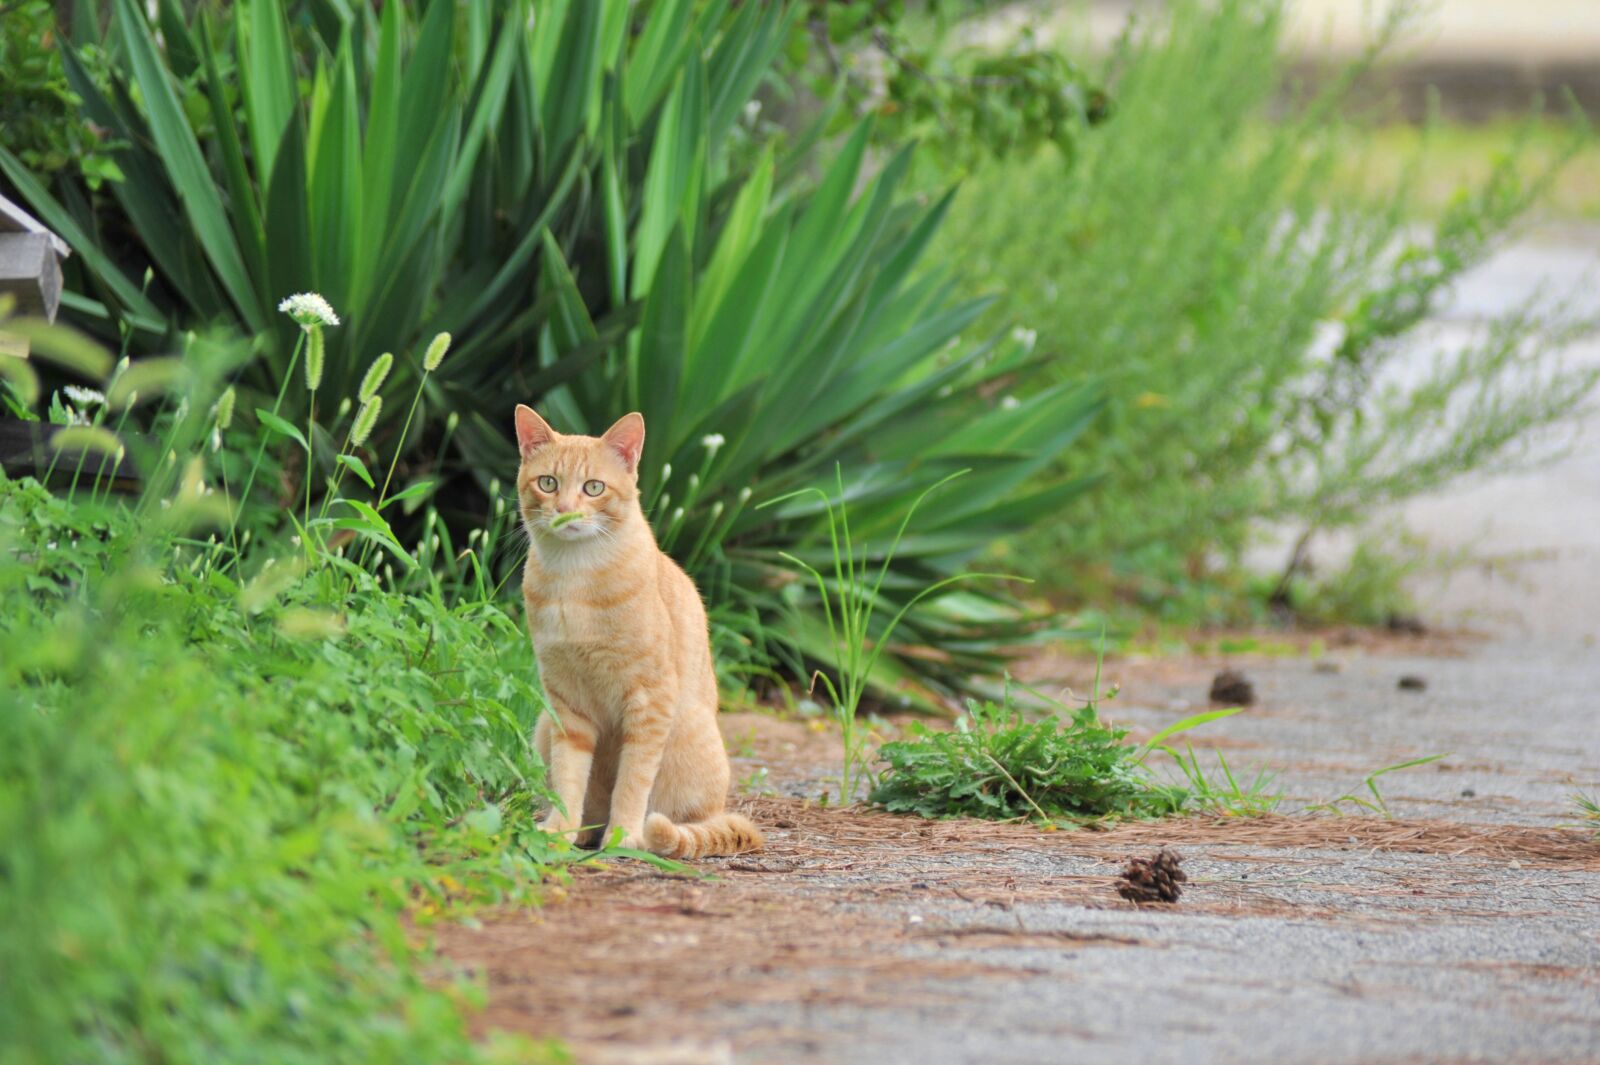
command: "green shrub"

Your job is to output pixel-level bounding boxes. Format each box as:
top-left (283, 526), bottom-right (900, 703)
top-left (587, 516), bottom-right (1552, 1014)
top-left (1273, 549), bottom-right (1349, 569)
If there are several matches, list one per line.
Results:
top-left (786, 0), bottom-right (1108, 169)
top-left (1, 0), bottom-right (789, 446)
top-left (0, 0), bottom-right (123, 188)
top-left (937, 0), bottom-right (1598, 612)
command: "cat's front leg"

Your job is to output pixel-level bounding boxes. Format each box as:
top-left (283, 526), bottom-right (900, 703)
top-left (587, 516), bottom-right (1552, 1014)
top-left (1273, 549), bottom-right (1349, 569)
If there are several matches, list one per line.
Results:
top-left (536, 706), bottom-right (598, 837)
top-left (606, 691), bottom-right (673, 850)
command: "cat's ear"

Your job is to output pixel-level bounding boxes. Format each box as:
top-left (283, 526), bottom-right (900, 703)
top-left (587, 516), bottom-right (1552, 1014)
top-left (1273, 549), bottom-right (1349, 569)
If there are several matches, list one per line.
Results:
top-left (601, 412), bottom-right (645, 474)
top-left (514, 404), bottom-right (555, 458)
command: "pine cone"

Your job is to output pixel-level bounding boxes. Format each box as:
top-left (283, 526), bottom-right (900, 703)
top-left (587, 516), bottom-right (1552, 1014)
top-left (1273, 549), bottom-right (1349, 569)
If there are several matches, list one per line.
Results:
top-left (1118, 848), bottom-right (1187, 904)
top-left (1209, 670), bottom-right (1255, 705)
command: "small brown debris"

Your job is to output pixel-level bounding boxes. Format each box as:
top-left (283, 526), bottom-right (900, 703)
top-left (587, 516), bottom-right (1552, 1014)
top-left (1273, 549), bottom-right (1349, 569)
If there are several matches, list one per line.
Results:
top-left (1118, 848), bottom-right (1188, 904)
top-left (1385, 613), bottom-right (1428, 636)
top-left (1313, 660), bottom-right (1342, 674)
top-left (1210, 670), bottom-right (1256, 705)
top-left (1398, 675), bottom-right (1428, 691)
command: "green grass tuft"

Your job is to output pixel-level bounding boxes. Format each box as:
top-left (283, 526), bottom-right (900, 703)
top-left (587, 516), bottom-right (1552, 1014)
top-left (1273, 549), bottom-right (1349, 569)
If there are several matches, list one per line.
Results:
top-left (870, 683), bottom-right (1195, 823)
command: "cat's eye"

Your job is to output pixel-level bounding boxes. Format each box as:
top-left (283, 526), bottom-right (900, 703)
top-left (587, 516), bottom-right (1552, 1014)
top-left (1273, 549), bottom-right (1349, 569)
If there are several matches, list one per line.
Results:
top-left (536, 475), bottom-right (557, 492)
top-left (582, 479), bottom-right (605, 497)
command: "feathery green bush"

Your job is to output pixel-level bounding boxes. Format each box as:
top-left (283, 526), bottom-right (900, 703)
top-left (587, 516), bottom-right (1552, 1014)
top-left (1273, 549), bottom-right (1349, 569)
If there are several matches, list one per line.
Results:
top-left (937, 0), bottom-right (1598, 616)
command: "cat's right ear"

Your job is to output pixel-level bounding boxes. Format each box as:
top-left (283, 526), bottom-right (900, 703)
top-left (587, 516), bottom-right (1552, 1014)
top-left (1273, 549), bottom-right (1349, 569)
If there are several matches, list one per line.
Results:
top-left (514, 404), bottom-right (555, 459)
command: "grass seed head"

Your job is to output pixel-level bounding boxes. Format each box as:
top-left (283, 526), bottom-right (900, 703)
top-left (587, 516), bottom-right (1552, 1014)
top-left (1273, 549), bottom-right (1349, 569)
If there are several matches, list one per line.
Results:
top-left (350, 396), bottom-right (382, 447)
top-left (359, 352), bottom-right (393, 403)
top-left (277, 292), bottom-right (340, 328)
top-left (305, 326), bottom-right (326, 392)
top-left (423, 332), bottom-right (452, 372)
top-left (212, 386), bottom-right (236, 431)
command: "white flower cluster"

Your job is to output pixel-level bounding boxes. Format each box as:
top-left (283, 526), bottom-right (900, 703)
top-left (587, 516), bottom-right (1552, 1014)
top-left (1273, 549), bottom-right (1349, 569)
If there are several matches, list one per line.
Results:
top-left (63, 385), bottom-right (107, 408)
top-left (1010, 326), bottom-right (1038, 352)
top-left (277, 292), bottom-right (340, 328)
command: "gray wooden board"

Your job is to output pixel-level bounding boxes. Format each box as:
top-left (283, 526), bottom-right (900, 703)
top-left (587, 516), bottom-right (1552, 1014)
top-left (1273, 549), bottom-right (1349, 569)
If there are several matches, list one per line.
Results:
top-left (0, 233), bottom-right (63, 319)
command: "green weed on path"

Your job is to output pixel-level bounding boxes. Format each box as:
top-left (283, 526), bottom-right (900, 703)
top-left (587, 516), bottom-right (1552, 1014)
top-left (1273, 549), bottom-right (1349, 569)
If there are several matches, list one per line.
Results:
top-left (869, 672), bottom-right (1247, 823)
top-left (1572, 791), bottom-right (1600, 837)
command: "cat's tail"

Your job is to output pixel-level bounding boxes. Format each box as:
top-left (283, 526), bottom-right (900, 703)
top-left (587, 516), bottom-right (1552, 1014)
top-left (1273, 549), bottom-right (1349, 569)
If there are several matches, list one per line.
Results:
top-left (644, 810), bottom-right (764, 859)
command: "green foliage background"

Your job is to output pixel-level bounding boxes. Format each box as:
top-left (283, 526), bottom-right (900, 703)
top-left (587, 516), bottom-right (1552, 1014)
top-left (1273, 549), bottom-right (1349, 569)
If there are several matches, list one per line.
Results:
top-left (0, 0), bottom-right (1102, 697)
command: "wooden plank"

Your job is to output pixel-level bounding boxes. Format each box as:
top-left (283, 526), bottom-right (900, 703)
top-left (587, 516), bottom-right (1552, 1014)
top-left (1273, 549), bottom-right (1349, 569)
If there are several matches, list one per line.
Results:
top-left (0, 233), bottom-right (63, 321)
top-left (0, 421), bottom-right (143, 489)
top-left (0, 191), bottom-right (71, 258)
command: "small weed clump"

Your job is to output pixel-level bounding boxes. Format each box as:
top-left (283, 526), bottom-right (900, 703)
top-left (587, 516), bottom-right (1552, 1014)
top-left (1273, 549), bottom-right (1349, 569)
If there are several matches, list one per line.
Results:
top-left (870, 690), bottom-right (1191, 822)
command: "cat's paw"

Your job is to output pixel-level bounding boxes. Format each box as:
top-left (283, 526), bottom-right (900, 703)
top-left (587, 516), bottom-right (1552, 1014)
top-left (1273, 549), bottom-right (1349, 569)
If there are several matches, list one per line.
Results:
top-left (612, 829), bottom-right (646, 852)
top-left (536, 814), bottom-right (574, 836)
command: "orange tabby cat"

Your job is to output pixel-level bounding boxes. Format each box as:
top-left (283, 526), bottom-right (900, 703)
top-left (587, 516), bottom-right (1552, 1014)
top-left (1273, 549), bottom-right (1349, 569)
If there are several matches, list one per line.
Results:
top-left (514, 405), bottom-right (763, 859)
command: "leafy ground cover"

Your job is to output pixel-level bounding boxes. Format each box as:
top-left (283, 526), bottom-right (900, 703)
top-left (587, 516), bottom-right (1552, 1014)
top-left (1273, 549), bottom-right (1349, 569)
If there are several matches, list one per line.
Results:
top-left (0, 322), bottom-right (600, 1063)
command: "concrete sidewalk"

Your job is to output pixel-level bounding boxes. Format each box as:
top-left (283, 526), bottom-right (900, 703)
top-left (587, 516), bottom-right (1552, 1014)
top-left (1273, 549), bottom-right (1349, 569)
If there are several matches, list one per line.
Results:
top-left (973, 0), bottom-right (1600, 62)
top-left (966, 0), bottom-right (1600, 117)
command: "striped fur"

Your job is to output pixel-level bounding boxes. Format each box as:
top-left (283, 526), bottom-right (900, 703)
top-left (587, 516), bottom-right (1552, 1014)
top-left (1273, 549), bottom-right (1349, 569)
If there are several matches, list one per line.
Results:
top-left (517, 406), bottom-right (763, 859)
top-left (644, 811), bottom-right (765, 860)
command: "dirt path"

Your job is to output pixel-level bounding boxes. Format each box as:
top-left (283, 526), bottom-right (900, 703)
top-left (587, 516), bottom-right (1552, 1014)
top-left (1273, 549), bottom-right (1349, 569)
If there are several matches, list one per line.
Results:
top-left (437, 632), bottom-right (1600, 1064)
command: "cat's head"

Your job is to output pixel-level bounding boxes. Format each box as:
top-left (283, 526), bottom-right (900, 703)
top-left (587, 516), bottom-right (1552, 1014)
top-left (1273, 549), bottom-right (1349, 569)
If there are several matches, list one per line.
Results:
top-left (513, 405), bottom-right (644, 544)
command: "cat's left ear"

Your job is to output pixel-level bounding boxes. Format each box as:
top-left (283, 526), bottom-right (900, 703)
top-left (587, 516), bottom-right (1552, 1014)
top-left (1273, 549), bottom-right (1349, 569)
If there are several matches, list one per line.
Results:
top-left (601, 412), bottom-right (645, 474)
top-left (514, 404), bottom-right (556, 458)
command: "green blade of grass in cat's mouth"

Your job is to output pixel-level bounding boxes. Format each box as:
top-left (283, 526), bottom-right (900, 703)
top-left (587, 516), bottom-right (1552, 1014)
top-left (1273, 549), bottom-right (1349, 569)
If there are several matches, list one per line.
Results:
top-left (549, 512), bottom-right (583, 530)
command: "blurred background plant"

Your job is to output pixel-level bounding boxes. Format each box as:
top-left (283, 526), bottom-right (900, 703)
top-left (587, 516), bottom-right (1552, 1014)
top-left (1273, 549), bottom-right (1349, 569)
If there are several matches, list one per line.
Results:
top-left (936, 0), bottom-right (1598, 627)
top-left (0, 0), bottom-right (124, 189)
top-left (784, 0), bottom-right (1111, 170)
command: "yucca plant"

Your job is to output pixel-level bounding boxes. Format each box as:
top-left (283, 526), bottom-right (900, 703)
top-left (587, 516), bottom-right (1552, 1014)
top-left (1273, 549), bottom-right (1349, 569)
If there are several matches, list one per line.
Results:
top-left (4, 0), bottom-right (1103, 698)
top-left (471, 110), bottom-right (1106, 700)
top-left (0, 0), bottom-right (774, 442)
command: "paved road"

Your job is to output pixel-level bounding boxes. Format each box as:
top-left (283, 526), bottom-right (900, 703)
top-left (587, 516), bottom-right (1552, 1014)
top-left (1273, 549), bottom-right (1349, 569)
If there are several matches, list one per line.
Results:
top-left (970, 1), bottom-right (1600, 122)
top-left (1399, 224), bottom-right (1600, 642)
top-left (973, 0), bottom-right (1600, 63)
top-left (711, 638), bottom-right (1600, 1065)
